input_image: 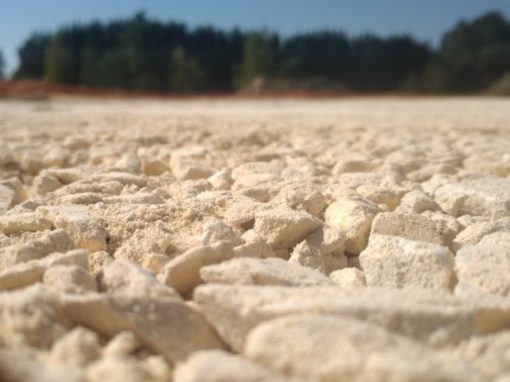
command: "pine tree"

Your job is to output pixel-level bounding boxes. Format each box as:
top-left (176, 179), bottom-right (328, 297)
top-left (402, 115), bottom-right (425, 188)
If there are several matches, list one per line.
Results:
top-left (235, 32), bottom-right (277, 88)
top-left (170, 46), bottom-right (205, 92)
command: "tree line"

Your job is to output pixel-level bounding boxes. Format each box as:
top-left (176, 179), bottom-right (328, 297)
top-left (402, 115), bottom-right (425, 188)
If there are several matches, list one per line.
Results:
top-left (3, 10), bottom-right (510, 93)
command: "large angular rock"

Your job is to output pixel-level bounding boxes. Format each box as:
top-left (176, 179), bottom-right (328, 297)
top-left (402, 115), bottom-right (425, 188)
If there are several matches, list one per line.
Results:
top-left (62, 293), bottom-right (225, 362)
top-left (207, 169), bottom-right (233, 191)
top-left (200, 257), bottom-right (333, 287)
top-left (99, 259), bottom-right (181, 300)
top-left (87, 353), bottom-right (172, 382)
top-left (48, 327), bottom-right (101, 367)
top-left (370, 212), bottom-right (459, 247)
top-left (0, 348), bottom-right (82, 382)
top-left (38, 206), bottom-right (107, 251)
top-left (200, 218), bottom-right (243, 246)
top-left (0, 178), bottom-right (28, 207)
top-left (254, 206), bottom-right (322, 250)
top-left (142, 158), bottom-right (169, 176)
top-left (324, 196), bottom-right (379, 254)
top-left (40, 249), bottom-right (89, 269)
top-left (0, 212), bottom-right (53, 235)
top-left (455, 232), bottom-right (510, 297)
top-left (43, 265), bottom-right (97, 293)
top-left (452, 217), bottom-right (510, 251)
top-left (85, 356), bottom-right (153, 382)
top-left (434, 177), bottom-right (510, 218)
top-left (244, 314), bottom-right (480, 382)
top-left (90, 171), bottom-right (146, 187)
top-left (173, 350), bottom-right (298, 382)
top-left (234, 229), bottom-right (272, 259)
top-left (194, 284), bottom-right (510, 352)
top-left (0, 261), bottom-right (46, 291)
top-left (33, 174), bottom-right (63, 196)
top-left (329, 267), bottom-right (366, 288)
top-left (171, 155), bottom-right (213, 181)
top-left (89, 250), bottom-right (114, 276)
top-left (0, 285), bottom-right (71, 348)
top-left (0, 185), bottom-right (16, 215)
top-left (289, 240), bottom-right (326, 272)
top-left (158, 241), bottom-right (234, 294)
top-left (114, 223), bottom-right (174, 265)
top-left (0, 249), bottom-right (88, 291)
top-left (0, 230), bottom-right (75, 269)
top-left (396, 189), bottom-right (441, 214)
top-left (271, 182), bottom-right (328, 217)
top-left (291, 226), bottom-right (348, 274)
top-left (359, 234), bottom-right (455, 290)
top-left (452, 331), bottom-right (510, 380)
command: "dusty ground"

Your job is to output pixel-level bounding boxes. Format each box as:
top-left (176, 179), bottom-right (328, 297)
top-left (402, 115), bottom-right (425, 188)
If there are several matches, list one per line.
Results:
top-left (1, 97), bottom-right (510, 381)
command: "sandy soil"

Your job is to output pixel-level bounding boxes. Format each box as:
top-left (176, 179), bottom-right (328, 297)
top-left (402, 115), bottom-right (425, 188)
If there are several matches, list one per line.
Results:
top-left (1, 97), bottom-right (510, 381)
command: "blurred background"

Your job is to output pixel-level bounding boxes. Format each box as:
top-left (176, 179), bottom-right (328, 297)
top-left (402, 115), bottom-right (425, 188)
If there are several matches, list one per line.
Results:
top-left (1, 0), bottom-right (510, 96)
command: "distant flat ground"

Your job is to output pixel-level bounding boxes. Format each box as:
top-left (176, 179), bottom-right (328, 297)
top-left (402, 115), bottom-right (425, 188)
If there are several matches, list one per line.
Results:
top-left (1, 95), bottom-right (509, 127)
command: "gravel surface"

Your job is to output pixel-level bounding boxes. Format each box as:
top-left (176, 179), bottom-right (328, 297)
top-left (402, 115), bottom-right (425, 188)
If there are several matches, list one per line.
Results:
top-left (1, 97), bottom-right (510, 381)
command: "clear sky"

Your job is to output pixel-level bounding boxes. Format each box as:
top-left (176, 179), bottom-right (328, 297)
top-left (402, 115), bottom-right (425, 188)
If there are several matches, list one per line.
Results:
top-left (1, 0), bottom-right (510, 74)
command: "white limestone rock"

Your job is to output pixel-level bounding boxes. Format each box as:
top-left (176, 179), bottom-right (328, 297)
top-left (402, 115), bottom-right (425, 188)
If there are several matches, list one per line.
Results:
top-left (0, 261), bottom-right (46, 291)
top-left (63, 293), bottom-right (225, 362)
top-left (207, 169), bottom-right (233, 190)
top-left (254, 206), bottom-right (322, 250)
top-left (85, 356), bottom-right (154, 382)
top-left (99, 259), bottom-right (181, 300)
top-left (0, 348), bottom-right (82, 382)
top-left (289, 240), bottom-right (326, 272)
top-left (200, 218), bottom-right (243, 246)
top-left (171, 156), bottom-right (213, 180)
top-left (193, 284), bottom-right (510, 351)
top-left (370, 212), bottom-right (459, 247)
top-left (43, 265), bottom-right (97, 293)
top-left (324, 196), bottom-right (379, 254)
top-left (173, 350), bottom-right (298, 382)
top-left (0, 285), bottom-right (71, 348)
top-left (359, 234), bottom-right (455, 290)
top-left (434, 177), bottom-right (510, 218)
top-left (88, 250), bottom-right (114, 276)
top-left (38, 206), bottom-right (107, 252)
top-left (244, 314), bottom-right (480, 382)
top-left (0, 230), bottom-right (75, 269)
top-left (143, 158), bottom-right (169, 176)
top-left (0, 212), bottom-right (53, 235)
top-left (33, 174), bottom-right (63, 196)
top-left (329, 267), bottom-right (366, 288)
top-left (234, 229), bottom-right (272, 259)
top-left (200, 257), bottom-right (333, 286)
top-left (158, 241), bottom-right (234, 294)
top-left (114, 223), bottom-right (174, 265)
top-left (103, 331), bottom-right (141, 358)
top-left (0, 178), bottom-right (28, 206)
top-left (452, 216), bottom-right (510, 251)
top-left (452, 331), bottom-right (510, 380)
top-left (455, 232), bottom-right (510, 298)
top-left (48, 326), bottom-right (101, 367)
top-left (396, 189), bottom-right (441, 213)
top-left (0, 185), bottom-right (16, 215)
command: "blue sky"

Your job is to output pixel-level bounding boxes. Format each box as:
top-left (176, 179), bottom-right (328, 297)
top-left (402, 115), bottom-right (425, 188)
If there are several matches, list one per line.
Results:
top-left (1, 0), bottom-right (510, 74)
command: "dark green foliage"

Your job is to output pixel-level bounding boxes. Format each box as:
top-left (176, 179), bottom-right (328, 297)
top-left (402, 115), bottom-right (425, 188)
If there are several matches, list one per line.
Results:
top-left (15, 33), bottom-right (51, 79)
top-left (45, 35), bottom-right (74, 83)
top-left (13, 10), bottom-right (510, 93)
top-left (235, 32), bottom-right (278, 87)
top-left (280, 31), bottom-right (350, 79)
top-left (170, 46), bottom-right (205, 92)
top-left (434, 11), bottom-right (510, 92)
top-left (0, 49), bottom-right (4, 79)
